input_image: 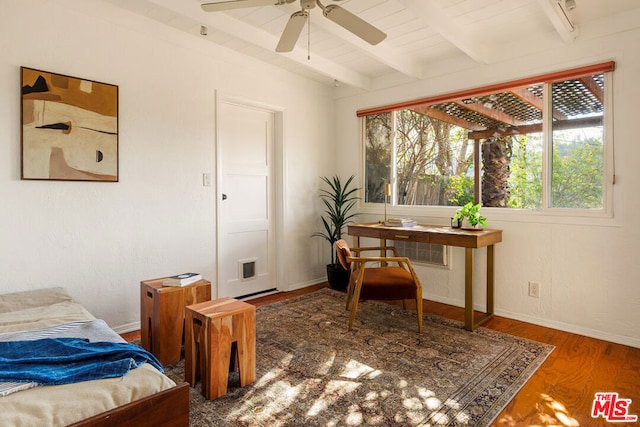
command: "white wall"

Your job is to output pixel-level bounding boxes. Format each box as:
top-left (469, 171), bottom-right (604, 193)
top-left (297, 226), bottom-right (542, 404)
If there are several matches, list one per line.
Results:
top-left (2, 1), bottom-right (638, 349)
top-left (334, 21), bottom-right (640, 348)
top-left (0, 0), bottom-right (333, 331)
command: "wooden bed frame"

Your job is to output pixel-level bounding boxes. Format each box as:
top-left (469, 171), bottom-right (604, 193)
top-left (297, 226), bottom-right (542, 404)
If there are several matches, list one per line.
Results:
top-left (0, 286), bottom-right (191, 426)
top-left (70, 381), bottom-right (190, 427)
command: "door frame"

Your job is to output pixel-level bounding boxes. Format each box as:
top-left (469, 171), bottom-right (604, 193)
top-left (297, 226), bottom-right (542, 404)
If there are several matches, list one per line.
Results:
top-left (214, 91), bottom-right (286, 296)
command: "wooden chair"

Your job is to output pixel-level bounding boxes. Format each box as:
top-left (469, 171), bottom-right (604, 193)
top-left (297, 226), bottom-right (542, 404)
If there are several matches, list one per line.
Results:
top-left (335, 239), bottom-right (423, 332)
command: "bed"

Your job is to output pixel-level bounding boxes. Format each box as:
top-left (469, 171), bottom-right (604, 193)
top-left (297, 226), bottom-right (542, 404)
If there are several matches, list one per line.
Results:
top-left (0, 287), bottom-right (189, 427)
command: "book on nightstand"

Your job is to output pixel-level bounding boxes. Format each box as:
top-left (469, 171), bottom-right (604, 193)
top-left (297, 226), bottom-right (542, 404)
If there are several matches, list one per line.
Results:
top-left (162, 273), bottom-right (202, 287)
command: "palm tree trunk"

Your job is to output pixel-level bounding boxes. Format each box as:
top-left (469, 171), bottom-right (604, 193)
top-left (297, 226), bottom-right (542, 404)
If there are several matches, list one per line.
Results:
top-left (482, 137), bottom-right (512, 207)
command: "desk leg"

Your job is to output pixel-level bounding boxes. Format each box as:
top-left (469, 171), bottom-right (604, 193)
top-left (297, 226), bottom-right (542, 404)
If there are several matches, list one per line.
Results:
top-left (465, 245), bottom-right (495, 332)
top-left (464, 248), bottom-right (474, 331)
top-left (487, 244), bottom-right (495, 318)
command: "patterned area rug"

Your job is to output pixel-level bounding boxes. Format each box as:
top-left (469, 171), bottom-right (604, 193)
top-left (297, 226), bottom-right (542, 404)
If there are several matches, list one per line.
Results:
top-left (164, 288), bottom-right (553, 426)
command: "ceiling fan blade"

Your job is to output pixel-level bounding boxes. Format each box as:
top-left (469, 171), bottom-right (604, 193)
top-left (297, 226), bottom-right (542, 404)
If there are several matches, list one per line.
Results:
top-left (276, 11), bottom-right (307, 53)
top-left (201, 0), bottom-right (282, 12)
top-left (322, 4), bottom-right (386, 45)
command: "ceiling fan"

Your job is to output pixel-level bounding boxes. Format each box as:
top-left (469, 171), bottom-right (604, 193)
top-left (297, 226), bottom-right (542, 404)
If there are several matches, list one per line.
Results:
top-left (201, 0), bottom-right (387, 53)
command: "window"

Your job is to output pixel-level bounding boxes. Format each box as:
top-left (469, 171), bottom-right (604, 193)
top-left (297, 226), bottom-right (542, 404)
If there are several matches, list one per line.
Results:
top-left (550, 76), bottom-right (605, 209)
top-left (360, 62), bottom-right (613, 213)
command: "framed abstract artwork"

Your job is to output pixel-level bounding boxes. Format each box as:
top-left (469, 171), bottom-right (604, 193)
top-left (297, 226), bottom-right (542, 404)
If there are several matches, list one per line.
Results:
top-left (21, 67), bottom-right (119, 181)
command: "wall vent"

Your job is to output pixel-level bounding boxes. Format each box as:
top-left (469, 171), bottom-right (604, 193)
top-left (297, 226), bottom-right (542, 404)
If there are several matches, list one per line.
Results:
top-left (239, 258), bottom-right (257, 281)
top-left (392, 241), bottom-right (449, 267)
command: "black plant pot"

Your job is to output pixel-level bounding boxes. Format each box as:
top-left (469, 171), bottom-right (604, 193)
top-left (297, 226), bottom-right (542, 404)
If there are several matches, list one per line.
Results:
top-left (326, 263), bottom-right (350, 291)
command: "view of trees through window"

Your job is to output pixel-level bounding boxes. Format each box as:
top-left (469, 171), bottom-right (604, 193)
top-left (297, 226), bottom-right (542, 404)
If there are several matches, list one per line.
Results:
top-left (364, 71), bottom-right (607, 211)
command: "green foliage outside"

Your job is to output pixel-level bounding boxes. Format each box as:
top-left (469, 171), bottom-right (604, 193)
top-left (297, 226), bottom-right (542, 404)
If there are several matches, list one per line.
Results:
top-left (365, 110), bottom-right (604, 210)
top-left (551, 138), bottom-right (603, 208)
top-left (364, 114), bottom-right (392, 203)
top-left (507, 134), bottom-right (542, 209)
top-left (508, 133), bottom-right (603, 209)
top-left (446, 174), bottom-right (475, 206)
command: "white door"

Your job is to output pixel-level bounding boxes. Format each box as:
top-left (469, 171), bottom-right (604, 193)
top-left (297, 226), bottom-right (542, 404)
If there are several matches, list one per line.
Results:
top-left (217, 99), bottom-right (276, 298)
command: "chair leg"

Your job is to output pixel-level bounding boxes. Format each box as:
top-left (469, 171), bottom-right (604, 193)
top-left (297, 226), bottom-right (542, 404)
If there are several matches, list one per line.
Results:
top-left (348, 298), bottom-right (360, 331)
top-left (416, 295), bottom-right (423, 333)
top-left (415, 282), bottom-right (423, 333)
top-left (348, 280), bottom-right (364, 331)
top-left (345, 279), bottom-right (354, 310)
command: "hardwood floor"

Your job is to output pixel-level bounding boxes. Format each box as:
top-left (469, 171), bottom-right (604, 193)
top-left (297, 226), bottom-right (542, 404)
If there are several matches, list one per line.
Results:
top-left (124, 283), bottom-right (640, 426)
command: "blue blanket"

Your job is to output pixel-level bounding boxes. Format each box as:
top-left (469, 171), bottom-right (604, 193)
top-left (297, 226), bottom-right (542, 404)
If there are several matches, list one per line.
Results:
top-left (0, 338), bottom-right (163, 385)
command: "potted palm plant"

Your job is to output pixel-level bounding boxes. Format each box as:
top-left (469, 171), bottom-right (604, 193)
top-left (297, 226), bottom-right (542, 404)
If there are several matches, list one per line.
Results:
top-left (312, 174), bottom-right (359, 290)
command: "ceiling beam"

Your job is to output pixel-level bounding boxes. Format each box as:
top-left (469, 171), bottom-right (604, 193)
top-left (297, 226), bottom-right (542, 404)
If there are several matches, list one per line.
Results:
top-left (536, 0), bottom-right (579, 43)
top-left (210, 11), bottom-right (373, 88)
top-left (284, 5), bottom-right (424, 79)
top-left (277, 45), bottom-right (373, 89)
top-left (396, 0), bottom-right (488, 64)
top-left (144, 0), bottom-right (373, 89)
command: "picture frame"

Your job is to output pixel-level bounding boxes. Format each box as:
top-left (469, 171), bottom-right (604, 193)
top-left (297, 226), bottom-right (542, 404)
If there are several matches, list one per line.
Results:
top-left (20, 67), bottom-right (118, 181)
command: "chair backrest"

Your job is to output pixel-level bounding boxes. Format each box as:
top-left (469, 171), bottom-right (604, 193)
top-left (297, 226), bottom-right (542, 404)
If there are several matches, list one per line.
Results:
top-left (335, 239), bottom-right (352, 270)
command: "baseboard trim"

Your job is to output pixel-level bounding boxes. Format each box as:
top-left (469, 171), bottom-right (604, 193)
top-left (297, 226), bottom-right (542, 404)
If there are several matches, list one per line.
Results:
top-left (285, 277), bottom-right (327, 292)
top-left (424, 292), bottom-right (640, 349)
top-left (112, 321), bottom-right (141, 335)
top-left (496, 309), bottom-right (640, 349)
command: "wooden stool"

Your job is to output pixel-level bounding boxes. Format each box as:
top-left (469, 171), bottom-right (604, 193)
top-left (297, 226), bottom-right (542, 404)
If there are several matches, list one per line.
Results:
top-left (140, 277), bottom-right (211, 366)
top-left (184, 298), bottom-right (256, 400)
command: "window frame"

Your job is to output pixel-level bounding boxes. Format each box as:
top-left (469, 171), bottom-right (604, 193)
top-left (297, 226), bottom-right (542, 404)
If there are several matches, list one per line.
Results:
top-left (358, 62), bottom-right (615, 221)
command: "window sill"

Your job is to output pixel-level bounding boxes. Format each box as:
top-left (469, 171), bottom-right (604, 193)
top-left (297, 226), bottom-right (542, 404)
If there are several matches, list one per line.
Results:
top-left (358, 204), bottom-right (619, 228)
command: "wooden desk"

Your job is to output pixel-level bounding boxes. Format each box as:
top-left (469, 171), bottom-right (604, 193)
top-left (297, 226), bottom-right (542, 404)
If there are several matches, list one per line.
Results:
top-left (348, 223), bottom-right (502, 331)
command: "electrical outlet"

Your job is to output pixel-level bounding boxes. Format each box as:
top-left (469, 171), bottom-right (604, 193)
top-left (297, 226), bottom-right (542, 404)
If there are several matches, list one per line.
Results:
top-left (528, 282), bottom-right (540, 298)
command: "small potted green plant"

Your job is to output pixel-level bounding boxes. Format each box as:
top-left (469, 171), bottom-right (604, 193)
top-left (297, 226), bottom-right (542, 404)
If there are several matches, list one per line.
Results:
top-left (452, 202), bottom-right (487, 229)
top-left (312, 175), bottom-right (359, 290)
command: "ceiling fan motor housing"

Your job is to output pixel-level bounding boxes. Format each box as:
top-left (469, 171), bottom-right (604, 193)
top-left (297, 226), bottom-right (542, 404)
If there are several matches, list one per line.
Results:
top-left (301, 0), bottom-right (316, 10)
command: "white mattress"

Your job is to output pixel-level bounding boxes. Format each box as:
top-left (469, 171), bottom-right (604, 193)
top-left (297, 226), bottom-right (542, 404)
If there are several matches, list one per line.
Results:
top-left (0, 287), bottom-right (177, 427)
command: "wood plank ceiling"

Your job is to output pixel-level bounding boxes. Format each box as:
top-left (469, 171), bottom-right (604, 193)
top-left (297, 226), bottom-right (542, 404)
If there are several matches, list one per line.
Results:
top-left (104, 0), bottom-right (640, 91)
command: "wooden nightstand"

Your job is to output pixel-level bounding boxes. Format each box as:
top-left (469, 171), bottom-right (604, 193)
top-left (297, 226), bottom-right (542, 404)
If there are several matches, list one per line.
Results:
top-left (140, 277), bottom-right (211, 366)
